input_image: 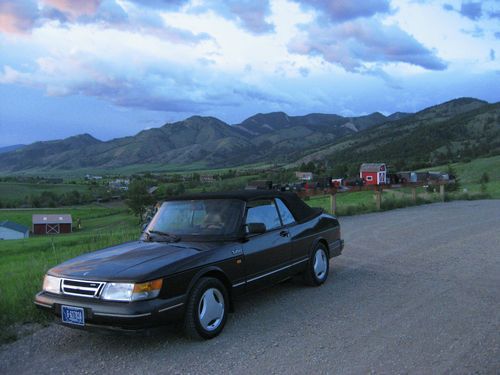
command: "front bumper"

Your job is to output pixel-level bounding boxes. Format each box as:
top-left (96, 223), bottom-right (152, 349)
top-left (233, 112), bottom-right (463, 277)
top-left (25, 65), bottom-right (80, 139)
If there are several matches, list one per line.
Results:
top-left (34, 291), bottom-right (185, 331)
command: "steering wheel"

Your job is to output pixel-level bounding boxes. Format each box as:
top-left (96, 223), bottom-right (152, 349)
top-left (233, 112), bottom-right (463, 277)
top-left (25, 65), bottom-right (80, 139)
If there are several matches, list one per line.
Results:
top-left (205, 223), bottom-right (223, 230)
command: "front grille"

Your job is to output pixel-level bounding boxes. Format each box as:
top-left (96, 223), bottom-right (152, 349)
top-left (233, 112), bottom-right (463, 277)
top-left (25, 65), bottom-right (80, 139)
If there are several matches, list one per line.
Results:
top-left (61, 278), bottom-right (105, 298)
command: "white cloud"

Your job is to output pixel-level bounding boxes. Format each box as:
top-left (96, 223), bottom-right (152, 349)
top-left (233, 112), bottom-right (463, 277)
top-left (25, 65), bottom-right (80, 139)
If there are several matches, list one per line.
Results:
top-left (0, 0), bottom-right (498, 123)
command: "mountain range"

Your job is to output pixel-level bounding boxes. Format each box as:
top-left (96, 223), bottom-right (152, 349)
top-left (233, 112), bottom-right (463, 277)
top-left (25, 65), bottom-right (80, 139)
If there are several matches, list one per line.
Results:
top-left (0, 144), bottom-right (25, 154)
top-left (0, 97), bottom-right (498, 174)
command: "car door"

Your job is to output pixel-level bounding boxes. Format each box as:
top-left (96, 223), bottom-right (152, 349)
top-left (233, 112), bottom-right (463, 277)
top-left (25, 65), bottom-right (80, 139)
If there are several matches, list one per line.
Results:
top-left (274, 197), bottom-right (310, 275)
top-left (242, 199), bottom-right (292, 291)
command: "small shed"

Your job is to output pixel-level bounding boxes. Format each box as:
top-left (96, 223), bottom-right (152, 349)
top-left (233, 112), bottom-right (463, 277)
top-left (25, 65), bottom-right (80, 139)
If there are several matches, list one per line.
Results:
top-left (32, 214), bottom-right (72, 235)
top-left (0, 221), bottom-right (30, 240)
top-left (360, 163), bottom-right (387, 185)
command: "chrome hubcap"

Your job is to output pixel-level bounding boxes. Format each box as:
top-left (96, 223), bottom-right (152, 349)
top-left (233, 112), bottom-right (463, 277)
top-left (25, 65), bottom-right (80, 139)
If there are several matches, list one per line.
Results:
top-left (198, 288), bottom-right (225, 331)
top-left (313, 249), bottom-right (327, 280)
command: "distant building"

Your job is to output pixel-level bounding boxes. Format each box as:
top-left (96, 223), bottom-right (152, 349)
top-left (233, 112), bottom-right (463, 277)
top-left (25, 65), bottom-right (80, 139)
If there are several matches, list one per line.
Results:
top-left (245, 180), bottom-right (272, 190)
top-left (32, 214), bottom-right (72, 235)
top-left (147, 186), bottom-right (159, 195)
top-left (200, 175), bottom-right (216, 183)
top-left (428, 172), bottom-right (449, 182)
top-left (0, 221), bottom-right (29, 240)
top-left (85, 174), bottom-right (103, 181)
top-left (295, 172), bottom-right (314, 181)
top-left (109, 179), bottom-right (130, 191)
top-left (360, 163), bottom-right (387, 185)
top-left (397, 171), bottom-right (450, 184)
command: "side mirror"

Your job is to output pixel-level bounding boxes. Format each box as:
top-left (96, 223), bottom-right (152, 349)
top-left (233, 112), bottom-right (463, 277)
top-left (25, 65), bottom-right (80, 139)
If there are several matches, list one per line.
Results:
top-left (246, 222), bottom-right (266, 235)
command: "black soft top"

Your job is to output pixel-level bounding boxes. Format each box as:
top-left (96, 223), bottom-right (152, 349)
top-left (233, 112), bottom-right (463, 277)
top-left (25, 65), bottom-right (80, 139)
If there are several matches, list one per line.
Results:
top-left (167, 190), bottom-right (323, 223)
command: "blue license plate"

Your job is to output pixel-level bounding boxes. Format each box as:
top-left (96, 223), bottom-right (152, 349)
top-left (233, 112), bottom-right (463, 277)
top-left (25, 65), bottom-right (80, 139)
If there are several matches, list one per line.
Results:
top-left (61, 305), bottom-right (85, 326)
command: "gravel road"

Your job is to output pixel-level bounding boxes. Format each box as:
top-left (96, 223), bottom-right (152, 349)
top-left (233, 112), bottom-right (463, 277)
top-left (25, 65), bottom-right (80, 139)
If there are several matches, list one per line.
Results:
top-left (1, 200), bottom-right (499, 374)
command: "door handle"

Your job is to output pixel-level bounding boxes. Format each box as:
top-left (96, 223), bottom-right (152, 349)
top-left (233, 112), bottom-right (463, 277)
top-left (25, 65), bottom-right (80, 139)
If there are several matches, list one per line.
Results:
top-left (279, 230), bottom-right (289, 237)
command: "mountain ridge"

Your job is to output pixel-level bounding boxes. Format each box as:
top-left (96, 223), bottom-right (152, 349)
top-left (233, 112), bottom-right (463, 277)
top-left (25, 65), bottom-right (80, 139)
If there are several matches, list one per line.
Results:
top-left (0, 97), bottom-right (496, 173)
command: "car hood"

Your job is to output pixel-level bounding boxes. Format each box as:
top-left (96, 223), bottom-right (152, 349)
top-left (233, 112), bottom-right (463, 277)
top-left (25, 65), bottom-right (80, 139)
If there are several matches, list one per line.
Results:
top-left (49, 240), bottom-right (214, 281)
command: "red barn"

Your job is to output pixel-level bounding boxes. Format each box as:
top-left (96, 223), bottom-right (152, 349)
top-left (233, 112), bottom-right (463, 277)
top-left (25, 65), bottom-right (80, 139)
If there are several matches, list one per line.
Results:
top-left (32, 214), bottom-right (72, 235)
top-left (360, 163), bottom-right (387, 185)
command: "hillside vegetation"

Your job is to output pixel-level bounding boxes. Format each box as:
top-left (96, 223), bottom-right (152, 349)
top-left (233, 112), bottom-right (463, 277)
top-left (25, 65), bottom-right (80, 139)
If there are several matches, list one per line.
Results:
top-left (3, 98), bottom-right (493, 174)
top-left (295, 98), bottom-right (499, 168)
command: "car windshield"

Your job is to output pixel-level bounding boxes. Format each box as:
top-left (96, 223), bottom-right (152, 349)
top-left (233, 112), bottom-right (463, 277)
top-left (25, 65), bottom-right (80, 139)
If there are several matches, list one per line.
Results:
top-left (146, 199), bottom-right (245, 238)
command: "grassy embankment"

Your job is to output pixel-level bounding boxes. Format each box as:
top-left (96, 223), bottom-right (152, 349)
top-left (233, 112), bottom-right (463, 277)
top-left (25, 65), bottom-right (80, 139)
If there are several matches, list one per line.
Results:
top-left (0, 206), bottom-right (139, 343)
top-left (0, 182), bottom-right (90, 200)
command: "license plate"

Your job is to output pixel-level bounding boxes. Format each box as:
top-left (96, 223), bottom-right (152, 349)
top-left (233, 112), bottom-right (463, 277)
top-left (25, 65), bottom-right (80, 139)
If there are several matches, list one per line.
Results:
top-left (61, 305), bottom-right (85, 326)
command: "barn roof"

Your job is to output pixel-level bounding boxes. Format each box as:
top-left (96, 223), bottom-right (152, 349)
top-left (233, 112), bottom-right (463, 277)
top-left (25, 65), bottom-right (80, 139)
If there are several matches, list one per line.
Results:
top-left (32, 214), bottom-right (73, 224)
top-left (360, 163), bottom-right (386, 172)
top-left (0, 221), bottom-right (29, 234)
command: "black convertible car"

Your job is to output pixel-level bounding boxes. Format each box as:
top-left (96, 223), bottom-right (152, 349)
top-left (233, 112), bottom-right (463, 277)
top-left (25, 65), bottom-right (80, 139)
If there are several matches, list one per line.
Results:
top-left (35, 191), bottom-right (344, 339)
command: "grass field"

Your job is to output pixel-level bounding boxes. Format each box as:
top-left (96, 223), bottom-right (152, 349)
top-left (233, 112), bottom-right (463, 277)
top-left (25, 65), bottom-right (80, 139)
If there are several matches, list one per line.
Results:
top-left (0, 206), bottom-right (139, 343)
top-left (0, 182), bottom-right (94, 201)
top-left (306, 191), bottom-right (378, 215)
top-left (1, 161), bottom-right (274, 179)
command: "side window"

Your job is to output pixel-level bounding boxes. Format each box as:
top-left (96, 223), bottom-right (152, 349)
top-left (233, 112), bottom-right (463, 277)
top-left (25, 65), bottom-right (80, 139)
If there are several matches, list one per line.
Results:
top-left (245, 200), bottom-right (282, 231)
top-left (275, 198), bottom-right (296, 225)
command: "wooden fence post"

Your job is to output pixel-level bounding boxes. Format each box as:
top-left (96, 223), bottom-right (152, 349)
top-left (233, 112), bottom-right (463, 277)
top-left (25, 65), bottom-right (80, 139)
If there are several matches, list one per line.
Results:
top-left (330, 193), bottom-right (337, 215)
top-left (411, 186), bottom-right (417, 203)
top-left (375, 187), bottom-right (382, 210)
top-left (440, 184), bottom-right (445, 201)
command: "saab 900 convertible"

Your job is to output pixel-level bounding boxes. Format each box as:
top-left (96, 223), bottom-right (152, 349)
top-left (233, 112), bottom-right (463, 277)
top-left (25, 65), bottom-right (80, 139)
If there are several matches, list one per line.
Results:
top-left (35, 191), bottom-right (344, 339)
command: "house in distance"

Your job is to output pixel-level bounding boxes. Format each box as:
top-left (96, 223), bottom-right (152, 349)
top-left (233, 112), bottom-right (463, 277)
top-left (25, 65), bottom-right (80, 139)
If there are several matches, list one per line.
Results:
top-left (32, 214), bottom-right (72, 235)
top-left (0, 221), bottom-right (30, 240)
top-left (360, 163), bottom-right (387, 185)
top-left (295, 172), bottom-right (314, 181)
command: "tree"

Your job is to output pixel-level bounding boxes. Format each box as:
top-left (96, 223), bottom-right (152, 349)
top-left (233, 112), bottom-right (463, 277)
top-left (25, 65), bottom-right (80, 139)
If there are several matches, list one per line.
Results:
top-left (445, 165), bottom-right (460, 192)
top-left (479, 172), bottom-right (489, 193)
top-left (62, 190), bottom-right (81, 205)
top-left (331, 164), bottom-right (348, 178)
top-left (126, 180), bottom-right (155, 221)
top-left (479, 172), bottom-right (490, 184)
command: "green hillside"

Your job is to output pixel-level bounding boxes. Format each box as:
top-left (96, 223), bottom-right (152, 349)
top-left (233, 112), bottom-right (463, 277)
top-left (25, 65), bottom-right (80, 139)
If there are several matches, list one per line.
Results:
top-left (294, 99), bottom-right (498, 168)
top-left (425, 155), bottom-right (500, 198)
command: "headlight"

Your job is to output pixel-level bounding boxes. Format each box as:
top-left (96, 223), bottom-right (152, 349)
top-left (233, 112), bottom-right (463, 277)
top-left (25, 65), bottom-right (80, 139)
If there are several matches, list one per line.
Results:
top-left (101, 282), bottom-right (134, 301)
top-left (101, 279), bottom-right (163, 302)
top-left (43, 275), bottom-right (62, 294)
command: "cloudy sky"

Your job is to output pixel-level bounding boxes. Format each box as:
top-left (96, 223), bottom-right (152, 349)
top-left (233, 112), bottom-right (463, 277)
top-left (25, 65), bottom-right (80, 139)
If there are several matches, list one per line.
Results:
top-left (0, 0), bottom-right (499, 147)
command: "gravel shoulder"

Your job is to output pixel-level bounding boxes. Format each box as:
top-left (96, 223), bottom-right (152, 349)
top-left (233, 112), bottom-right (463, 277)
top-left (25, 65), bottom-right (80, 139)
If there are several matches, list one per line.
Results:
top-left (1, 200), bottom-right (499, 374)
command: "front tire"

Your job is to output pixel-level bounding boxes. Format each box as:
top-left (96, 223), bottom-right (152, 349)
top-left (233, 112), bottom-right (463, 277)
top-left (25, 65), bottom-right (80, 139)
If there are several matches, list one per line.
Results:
top-left (303, 243), bottom-right (329, 286)
top-left (184, 277), bottom-right (228, 340)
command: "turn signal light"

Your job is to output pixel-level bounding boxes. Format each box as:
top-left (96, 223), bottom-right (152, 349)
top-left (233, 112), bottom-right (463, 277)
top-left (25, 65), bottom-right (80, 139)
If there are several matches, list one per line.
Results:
top-left (133, 279), bottom-right (163, 293)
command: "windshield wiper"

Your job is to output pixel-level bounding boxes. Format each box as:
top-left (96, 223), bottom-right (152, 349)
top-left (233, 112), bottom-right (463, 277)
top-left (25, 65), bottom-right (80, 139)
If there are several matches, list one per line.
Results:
top-left (147, 230), bottom-right (181, 243)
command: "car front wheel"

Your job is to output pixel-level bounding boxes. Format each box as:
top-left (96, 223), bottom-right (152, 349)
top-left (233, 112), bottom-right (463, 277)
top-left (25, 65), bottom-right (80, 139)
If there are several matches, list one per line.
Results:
top-left (303, 243), bottom-right (329, 286)
top-left (184, 277), bottom-right (228, 339)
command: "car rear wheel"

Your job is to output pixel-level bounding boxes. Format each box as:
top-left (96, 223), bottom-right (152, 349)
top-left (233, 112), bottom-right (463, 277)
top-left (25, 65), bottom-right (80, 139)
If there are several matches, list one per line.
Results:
top-left (184, 277), bottom-right (228, 339)
top-left (303, 243), bottom-right (329, 286)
